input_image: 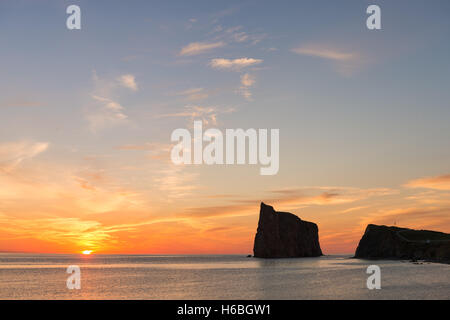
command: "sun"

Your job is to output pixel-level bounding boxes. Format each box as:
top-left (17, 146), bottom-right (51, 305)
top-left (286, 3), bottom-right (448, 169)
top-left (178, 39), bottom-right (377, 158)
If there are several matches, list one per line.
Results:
top-left (82, 250), bottom-right (93, 255)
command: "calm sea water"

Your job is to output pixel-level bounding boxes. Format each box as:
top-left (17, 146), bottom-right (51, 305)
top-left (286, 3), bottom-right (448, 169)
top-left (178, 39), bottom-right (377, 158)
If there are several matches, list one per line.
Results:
top-left (0, 254), bottom-right (448, 299)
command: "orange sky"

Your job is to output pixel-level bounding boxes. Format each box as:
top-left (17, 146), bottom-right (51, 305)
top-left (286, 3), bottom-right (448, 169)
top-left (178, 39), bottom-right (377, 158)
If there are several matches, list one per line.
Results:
top-left (1, 150), bottom-right (449, 254)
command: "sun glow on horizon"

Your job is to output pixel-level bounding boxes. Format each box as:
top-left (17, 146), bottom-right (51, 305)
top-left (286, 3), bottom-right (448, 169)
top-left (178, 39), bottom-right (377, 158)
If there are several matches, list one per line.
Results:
top-left (82, 250), bottom-right (93, 255)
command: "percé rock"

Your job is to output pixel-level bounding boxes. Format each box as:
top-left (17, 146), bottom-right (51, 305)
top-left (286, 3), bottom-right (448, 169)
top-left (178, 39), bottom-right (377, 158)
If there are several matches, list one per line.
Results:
top-left (253, 202), bottom-right (323, 258)
top-left (355, 224), bottom-right (450, 263)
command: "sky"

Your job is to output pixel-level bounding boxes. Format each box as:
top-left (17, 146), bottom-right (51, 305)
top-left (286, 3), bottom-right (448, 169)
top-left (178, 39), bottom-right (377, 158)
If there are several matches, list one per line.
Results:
top-left (1, 0), bottom-right (450, 254)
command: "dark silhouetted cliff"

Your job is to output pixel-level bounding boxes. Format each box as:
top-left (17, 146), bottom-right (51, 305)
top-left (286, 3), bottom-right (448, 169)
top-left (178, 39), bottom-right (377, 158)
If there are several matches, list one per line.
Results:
top-left (355, 224), bottom-right (450, 263)
top-left (253, 202), bottom-right (323, 258)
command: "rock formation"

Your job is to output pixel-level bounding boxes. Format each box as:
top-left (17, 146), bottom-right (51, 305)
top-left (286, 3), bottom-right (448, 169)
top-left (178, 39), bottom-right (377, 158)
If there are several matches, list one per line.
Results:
top-left (253, 202), bottom-right (323, 258)
top-left (355, 224), bottom-right (450, 263)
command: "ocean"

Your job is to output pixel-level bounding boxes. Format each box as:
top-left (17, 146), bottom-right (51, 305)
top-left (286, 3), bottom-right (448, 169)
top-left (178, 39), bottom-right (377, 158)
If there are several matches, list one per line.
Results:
top-left (0, 253), bottom-right (448, 299)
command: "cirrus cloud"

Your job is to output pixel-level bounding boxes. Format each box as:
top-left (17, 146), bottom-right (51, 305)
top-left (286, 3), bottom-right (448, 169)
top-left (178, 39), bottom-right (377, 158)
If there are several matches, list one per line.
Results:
top-left (179, 41), bottom-right (225, 56)
top-left (0, 141), bottom-right (49, 172)
top-left (292, 45), bottom-right (355, 61)
top-left (209, 58), bottom-right (263, 71)
top-left (156, 105), bottom-right (235, 126)
top-left (405, 174), bottom-right (450, 190)
top-left (87, 95), bottom-right (128, 132)
top-left (177, 88), bottom-right (209, 101)
top-left (292, 44), bottom-right (363, 76)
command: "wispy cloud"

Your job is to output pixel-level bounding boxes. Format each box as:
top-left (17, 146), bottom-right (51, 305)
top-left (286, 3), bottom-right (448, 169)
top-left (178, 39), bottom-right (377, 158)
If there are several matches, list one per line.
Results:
top-left (86, 71), bottom-right (138, 131)
top-left (184, 204), bottom-right (256, 218)
top-left (179, 41), bottom-right (225, 56)
top-left (269, 187), bottom-right (393, 210)
top-left (240, 73), bottom-right (255, 87)
top-left (238, 73), bottom-right (255, 101)
top-left (156, 105), bottom-right (235, 126)
top-left (210, 25), bottom-right (266, 46)
top-left (211, 6), bottom-right (240, 21)
top-left (405, 174), bottom-right (450, 190)
top-left (177, 88), bottom-right (209, 101)
top-left (340, 206), bottom-right (368, 214)
top-left (233, 32), bottom-right (248, 43)
top-left (87, 95), bottom-right (128, 132)
top-left (116, 142), bottom-right (172, 161)
top-left (292, 44), bottom-right (362, 76)
top-left (223, 26), bottom-right (248, 42)
top-left (185, 18), bottom-right (198, 30)
top-left (117, 74), bottom-right (138, 91)
top-left (0, 141), bottom-right (49, 172)
top-left (116, 142), bottom-right (165, 151)
top-left (154, 164), bottom-right (199, 200)
top-left (358, 206), bottom-right (450, 232)
top-left (209, 58), bottom-right (263, 71)
top-left (292, 46), bottom-right (355, 61)
top-left (182, 186), bottom-right (394, 219)
top-left (0, 98), bottom-right (42, 108)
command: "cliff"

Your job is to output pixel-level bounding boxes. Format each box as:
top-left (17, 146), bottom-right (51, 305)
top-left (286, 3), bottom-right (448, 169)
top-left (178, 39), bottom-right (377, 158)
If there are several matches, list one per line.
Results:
top-left (355, 224), bottom-right (450, 263)
top-left (253, 202), bottom-right (323, 258)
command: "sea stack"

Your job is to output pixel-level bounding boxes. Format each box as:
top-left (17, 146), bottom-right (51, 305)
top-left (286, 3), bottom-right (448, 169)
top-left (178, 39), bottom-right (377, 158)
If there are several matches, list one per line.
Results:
top-left (355, 224), bottom-right (450, 263)
top-left (253, 202), bottom-right (323, 258)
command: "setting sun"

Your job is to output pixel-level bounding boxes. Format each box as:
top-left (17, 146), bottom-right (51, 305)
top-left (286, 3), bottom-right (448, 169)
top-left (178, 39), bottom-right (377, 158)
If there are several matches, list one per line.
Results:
top-left (82, 250), bottom-right (93, 255)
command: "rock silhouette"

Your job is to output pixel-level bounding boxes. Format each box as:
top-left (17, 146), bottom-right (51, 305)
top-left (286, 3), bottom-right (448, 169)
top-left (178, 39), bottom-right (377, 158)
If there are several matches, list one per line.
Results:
top-left (355, 224), bottom-right (450, 263)
top-left (253, 202), bottom-right (323, 258)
